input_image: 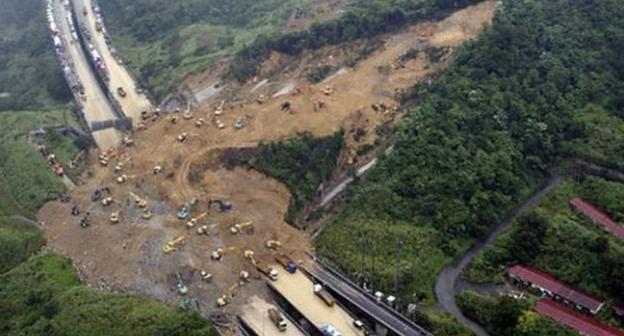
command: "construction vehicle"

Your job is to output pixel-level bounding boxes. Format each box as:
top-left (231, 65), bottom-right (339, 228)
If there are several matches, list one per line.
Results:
top-left (198, 269), bottom-right (213, 282)
top-left (71, 204), bottom-right (80, 216)
top-left (196, 118), bottom-right (204, 128)
top-left (257, 94), bottom-right (266, 104)
top-left (153, 165), bottom-right (162, 175)
top-left (116, 174), bottom-right (135, 184)
top-left (265, 240), bottom-right (282, 250)
top-left (257, 263), bottom-right (279, 281)
top-left (281, 101), bottom-right (291, 112)
top-left (275, 255), bottom-right (297, 273)
top-left (177, 298), bottom-right (200, 312)
top-left (129, 192), bottom-right (148, 208)
top-left (177, 132), bottom-right (188, 142)
top-left (91, 187), bottom-right (110, 202)
top-left (122, 136), bottom-right (134, 146)
top-left (83, 6), bottom-right (88, 15)
top-left (239, 270), bottom-right (250, 282)
top-left (141, 210), bottom-right (152, 220)
top-left (244, 250), bottom-right (257, 265)
top-left (80, 213), bottom-right (90, 228)
top-left (214, 100), bottom-right (225, 116)
top-left (170, 115), bottom-right (179, 124)
top-left (230, 221), bottom-right (253, 235)
top-left (183, 101), bottom-right (193, 119)
top-left (177, 197), bottom-right (198, 219)
top-left (268, 308), bottom-right (287, 332)
top-left (217, 283), bottom-right (238, 307)
top-left (314, 284), bottom-right (336, 307)
top-left (208, 199), bottom-right (232, 212)
top-left (102, 196), bottom-right (114, 206)
top-left (163, 235), bottom-right (187, 253)
top-left (186, 212), bottom-right (207, 229)
top-left (114, 162), bottom-right (125, 172)
top-left (117, 87), bottom-right (127, 97)
top-left (197, 224), bottom-right (217, 236)
top-left (176, 272), bottom-right (188, 295)
top-left (216, 119), bottom-right (225, 129)
top-left (234, 118), bottom-right (243, 130)
top-left (54, 163), bottom-right (65, 177)
top-left (211, 247), bottom-right (236, 261)
top-left (110, 211), bottom-right (121, 224)
top-left (322, 86), bottom-right (333, 95)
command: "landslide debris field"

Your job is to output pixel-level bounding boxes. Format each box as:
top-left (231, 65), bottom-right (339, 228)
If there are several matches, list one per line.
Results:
top-left (39, 2), bottom-right (497, 331)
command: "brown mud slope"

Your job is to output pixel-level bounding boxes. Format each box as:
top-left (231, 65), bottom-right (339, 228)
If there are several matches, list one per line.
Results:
top-left (39, 1), bottom-right (497, 331)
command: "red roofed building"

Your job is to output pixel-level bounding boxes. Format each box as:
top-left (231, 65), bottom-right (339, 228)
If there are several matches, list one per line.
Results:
top-left (535, 299), bottom-right (624, 336)
top-left (508, 265), bottom-right (605, 314)
top-left (570, 197), bottom-right (624, 241)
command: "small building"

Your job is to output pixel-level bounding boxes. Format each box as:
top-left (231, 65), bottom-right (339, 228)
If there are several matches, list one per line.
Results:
top-left (508, 265), bottom-right (605, 314)
top-left (570, 197), bottom-right (624, 241)
top-left (535, 299), bottom-right (624, 336)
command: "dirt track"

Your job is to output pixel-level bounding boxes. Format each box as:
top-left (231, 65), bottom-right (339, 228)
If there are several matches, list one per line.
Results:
top-left (39, 2), bottom-right (497, 331)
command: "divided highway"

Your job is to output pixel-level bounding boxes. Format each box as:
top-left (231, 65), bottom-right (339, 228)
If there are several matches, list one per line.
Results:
top-left (309, 262), bottom-right (434, 336)
top-left (74, 0), bottom-right (153, 122)
top-left (52, 0), bottom-right (120, 150)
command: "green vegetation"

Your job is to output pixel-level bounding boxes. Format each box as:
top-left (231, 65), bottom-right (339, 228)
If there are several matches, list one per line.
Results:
top-left (0, 110), bottom-right (81, 217)
top-left (0, 0), bottom-right (72, 111)
top-left (0, 253), bottom-right (217, 336)
top-left (0, 217), bottom-right (45, 274)
top-left (99, 0), bottom-right (328, 100)
top-left (413, 311), bottom-right (476, 336)
top-left (467, 177), bottom-right (624, 303)
top-left (228, 0), bottom-right (482, 83)
top-left (316, 0), bottom-right (624, 313)
top-left (456, 291), bottom-right (576, 336)
top-left (225, 131), bottom-right (343, 222)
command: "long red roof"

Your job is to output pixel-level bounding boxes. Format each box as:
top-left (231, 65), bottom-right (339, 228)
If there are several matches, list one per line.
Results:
top-left (536, 299), bottom-right (624, 336)
top-left (508, 265), bottom-right (604, 312)
top-left (570, 197), bottom-right (624, 240)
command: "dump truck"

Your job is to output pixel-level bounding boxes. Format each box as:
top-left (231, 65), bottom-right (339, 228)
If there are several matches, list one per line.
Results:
top-left (117, 87), bottom-right (127, 97)
top-left (275, 255), bottom-right (297, 274)
top-left (268, 308), bottom-right (287, 332)
top-left (314, 284), bottom-right (336, 307)
top-left (256, 263), bottom-right (279, 281)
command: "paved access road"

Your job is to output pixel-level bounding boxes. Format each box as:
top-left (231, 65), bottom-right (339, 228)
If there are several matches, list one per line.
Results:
top-left (53, 0), bottom-right (120, 150)
top-left (240, 296), bottom-right (308, 336)
top-left (433, 175), bottom-right (565, 336)
top-left (74, 0), bottom-right (153, 122)
top-left (309, 262), bottom-right (433, 336)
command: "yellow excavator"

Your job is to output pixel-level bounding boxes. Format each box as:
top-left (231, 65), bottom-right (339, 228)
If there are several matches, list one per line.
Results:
top-left (116, 174), bottom-right (136, 184)
top-left (141, 209), bottom-right (152, 220)
top-left (217, 283), bottom-right (238, 307)
top-left (322, 85), bottom-right (333, 96)
top-left (186, 212), bottom-right (207, 229)
top-left (163, 235), bottom-right (187, 253)
top-left (211, 247), bottom-right (236, 261)
top-left (183, 101), bottom-right (193, 120)
top-left (230, 221), bottom-right (253, 235)
top-left (102, 196), bottom-right (114, 206)
top-left (244, 250), bottom-right (257, 266)
top-left (214, 100), bottom-right (226, 116)
top-left (129, 192), bottom-right (148, 208)
top-left (197, 224), bottom-right (217, 236)
top-left (265, 240), bottom-right (282, 250)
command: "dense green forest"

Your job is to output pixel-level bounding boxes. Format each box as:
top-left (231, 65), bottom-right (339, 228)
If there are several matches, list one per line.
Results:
top-left (99, 0), bottom-right (330, 100)
top-left (0, 254), bottom-right (217, 336)
top-left (467, 177), bottom-right (624, 304)
top-left (228, 0), bottom-right (482, 83)
top-left (224, 131), bottom-right (343, 223)
top-left (456, 291), bottom-right (576, 336)
top-left (316, 0), bottom-right (624, 309)
top-left (0, 0), bottom-right (71, 111)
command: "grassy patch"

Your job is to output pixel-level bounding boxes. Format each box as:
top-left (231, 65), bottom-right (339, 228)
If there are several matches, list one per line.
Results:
top-left (0, 216), bottom-right (45, 274)
top-left (0, 253), bottom-right (217, 336)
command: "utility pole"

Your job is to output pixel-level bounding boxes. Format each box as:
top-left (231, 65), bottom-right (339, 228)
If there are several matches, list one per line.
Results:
top-left (394, 239), bottom-right (403, 305)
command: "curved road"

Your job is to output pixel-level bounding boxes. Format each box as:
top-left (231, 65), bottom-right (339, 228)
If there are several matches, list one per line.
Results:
top-left (434, 175), bottom-right (564, 336)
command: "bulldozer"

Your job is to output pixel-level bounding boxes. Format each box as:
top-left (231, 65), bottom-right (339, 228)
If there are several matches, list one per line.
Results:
top-left (163, 235), bottom-right (187, 253)
top-left (177, 197), bottom-right (198, 219)
top-left (141, 209), bottom-right (152, 220)
top-left (230, 221), bottom-right (253, 235)
top-left (196, 118), bottom-right (205, 128)
top-left (208, 199), bottom-right (232, 212)
top-left (197, 224), bottom-right (217, 236)
top-left (211, 247), bottom-right (236, 261)
top-left (177, 132), bottom-right (188, 142)
top-left (265, 240), bottom-right (282, 250)
top-left (129, 192), bottom-right (148, 208)
top-left (186, 212), bottom-right (207, 229)
top-left (123, 136), bottom-right (134, 147)
top-left (196, 269), bottom-right (213, 282)
top-left (116, 174), bottom-right (136, 184)
top-left (322, 85), bottom-right (333, 96)
top-left (102, 196), bottom-right (114, 206)
top-left (217, 283), bottom-right (238, 307)
top-left (110, 211), bottom-right (121, 224)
